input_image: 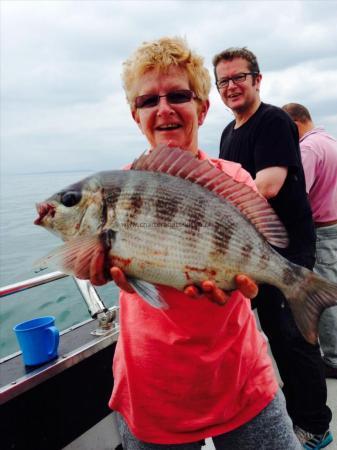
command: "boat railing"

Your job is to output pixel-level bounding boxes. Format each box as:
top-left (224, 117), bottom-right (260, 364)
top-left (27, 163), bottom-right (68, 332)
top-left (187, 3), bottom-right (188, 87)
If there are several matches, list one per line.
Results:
top-left (0, 271), bottom-right (118, 363)
top-left (0, 270), bottom-right (69, 298)
top-left (0, 270), bottom-right (112, 317)
top-left (0, 270), bottom-right (119, 405)
top-left (0, 271), bottom-right (114, 322)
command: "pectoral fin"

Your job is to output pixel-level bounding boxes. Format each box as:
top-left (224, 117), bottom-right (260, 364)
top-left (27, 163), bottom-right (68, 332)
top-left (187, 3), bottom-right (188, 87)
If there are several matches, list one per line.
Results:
top-left (34, 230), bottom-right (115, 281)
top-left (127, 277), bottom-right (168, 309)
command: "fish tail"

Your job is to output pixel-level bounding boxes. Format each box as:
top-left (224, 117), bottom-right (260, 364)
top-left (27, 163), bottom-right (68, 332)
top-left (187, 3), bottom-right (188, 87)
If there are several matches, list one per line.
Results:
top-left (287, 269), bottom-right (337, 345)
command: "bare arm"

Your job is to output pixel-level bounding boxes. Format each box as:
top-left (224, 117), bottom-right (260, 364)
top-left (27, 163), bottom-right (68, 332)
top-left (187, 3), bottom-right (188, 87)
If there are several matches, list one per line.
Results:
top-left (255, 166), bottom-right (288, 199)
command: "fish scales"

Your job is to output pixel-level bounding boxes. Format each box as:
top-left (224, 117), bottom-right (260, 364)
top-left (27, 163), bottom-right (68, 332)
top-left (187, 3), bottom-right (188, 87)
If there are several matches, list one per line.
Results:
top-left (34, 145), bottom-right (337, 344)
top-left (107, 173), bottom-right (304, 294)
top-left (111, 172), bottom-right (282, 288)
top-left (105, 172), bottom-right (272, 290)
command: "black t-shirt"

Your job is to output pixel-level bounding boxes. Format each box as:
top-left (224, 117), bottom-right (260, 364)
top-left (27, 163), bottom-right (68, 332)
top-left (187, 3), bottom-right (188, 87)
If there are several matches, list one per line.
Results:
top-left (219, 102), bottom-right (315, 259)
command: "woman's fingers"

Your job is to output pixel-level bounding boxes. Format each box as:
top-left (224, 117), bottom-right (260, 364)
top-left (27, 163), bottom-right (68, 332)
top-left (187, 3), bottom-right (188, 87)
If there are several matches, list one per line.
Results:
top-left (235, 274), bottom-right (258, 299)
top-left (183, 285), bottom-right (200, 297)
top-left (110, 267), bottom-right (135, 293)
top-left (201, 280), bottom-right (230, 305)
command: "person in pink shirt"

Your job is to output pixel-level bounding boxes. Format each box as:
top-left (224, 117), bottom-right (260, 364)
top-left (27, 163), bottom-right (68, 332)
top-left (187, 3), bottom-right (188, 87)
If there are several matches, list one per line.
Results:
top-left (67, 37), bottom-right (301, 450)
top-left (283, 103), bottom-right (337, 380)
top-left (77, 37), bottom-right (302, 449)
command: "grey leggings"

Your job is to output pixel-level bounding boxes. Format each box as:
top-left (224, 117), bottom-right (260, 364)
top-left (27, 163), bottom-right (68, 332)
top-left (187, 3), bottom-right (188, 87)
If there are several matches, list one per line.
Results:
top-left (116, 389), bottom-right (301, 450)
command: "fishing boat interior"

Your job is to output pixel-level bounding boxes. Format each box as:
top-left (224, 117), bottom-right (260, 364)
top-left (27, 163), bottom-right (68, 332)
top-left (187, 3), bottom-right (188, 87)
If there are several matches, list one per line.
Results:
top-left (0, 272), bottom-right (122, 450)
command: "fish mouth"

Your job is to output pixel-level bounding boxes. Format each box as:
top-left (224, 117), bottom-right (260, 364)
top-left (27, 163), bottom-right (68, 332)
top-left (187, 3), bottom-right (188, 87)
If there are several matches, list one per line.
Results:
top-left (34, 202), bottom-right (56, 225)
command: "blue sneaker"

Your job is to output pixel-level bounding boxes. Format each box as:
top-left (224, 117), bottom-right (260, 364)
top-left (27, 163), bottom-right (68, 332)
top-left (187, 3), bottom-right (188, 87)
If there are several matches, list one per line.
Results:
top-left (294, 426), bottom-right (333, 449)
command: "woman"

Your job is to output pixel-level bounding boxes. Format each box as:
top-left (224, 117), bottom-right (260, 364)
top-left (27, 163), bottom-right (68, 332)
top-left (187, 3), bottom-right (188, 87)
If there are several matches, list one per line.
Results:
top-left (91, 37), bottom-right (301, 449)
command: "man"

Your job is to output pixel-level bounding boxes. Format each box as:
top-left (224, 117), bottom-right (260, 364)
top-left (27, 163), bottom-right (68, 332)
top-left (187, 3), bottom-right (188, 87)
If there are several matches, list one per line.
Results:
top-left (283, 102), bottom-right (337, 380)
top-left (212, 47), bottom-right (333, 450)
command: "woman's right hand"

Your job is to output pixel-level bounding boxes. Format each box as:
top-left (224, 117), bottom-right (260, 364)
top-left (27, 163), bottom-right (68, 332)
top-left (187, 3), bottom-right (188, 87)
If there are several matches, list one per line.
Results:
top-left (110, 267), bottom-right (135, 293)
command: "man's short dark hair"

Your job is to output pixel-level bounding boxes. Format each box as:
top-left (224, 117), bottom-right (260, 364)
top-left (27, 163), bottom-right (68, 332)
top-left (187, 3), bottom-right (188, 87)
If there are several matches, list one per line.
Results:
top-left (212, 47), bottom-right (260, 82)
top-left (282, 103), bottom-right (312, 123)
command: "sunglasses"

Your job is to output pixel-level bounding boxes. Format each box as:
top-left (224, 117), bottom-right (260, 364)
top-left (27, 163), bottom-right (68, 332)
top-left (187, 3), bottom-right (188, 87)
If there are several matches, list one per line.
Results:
top-left (135, 89), bottom-right (197, 109)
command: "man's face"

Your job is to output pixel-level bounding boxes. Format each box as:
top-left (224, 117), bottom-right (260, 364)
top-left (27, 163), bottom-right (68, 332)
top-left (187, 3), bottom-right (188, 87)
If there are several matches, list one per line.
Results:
top-left (215, 57), bottom-right (261, 114)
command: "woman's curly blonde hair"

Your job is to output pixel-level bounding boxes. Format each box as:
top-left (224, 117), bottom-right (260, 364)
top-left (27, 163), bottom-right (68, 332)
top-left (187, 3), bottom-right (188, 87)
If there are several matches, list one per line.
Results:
top-left (122, 36), bottom-right (211, 108)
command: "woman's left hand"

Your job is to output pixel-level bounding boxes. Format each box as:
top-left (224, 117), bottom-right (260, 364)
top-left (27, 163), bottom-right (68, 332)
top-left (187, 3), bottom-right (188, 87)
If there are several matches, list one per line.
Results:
top-left (184, 274), bottom-right (258, 305)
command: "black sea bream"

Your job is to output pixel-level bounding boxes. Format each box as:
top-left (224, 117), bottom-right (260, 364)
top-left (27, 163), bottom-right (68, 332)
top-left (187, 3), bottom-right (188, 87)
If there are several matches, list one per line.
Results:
top-left (34, 145), bottom-right (337, 344)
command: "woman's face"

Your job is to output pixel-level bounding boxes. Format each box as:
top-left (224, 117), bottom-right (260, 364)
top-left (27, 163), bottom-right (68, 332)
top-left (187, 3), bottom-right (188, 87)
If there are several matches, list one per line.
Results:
top-left (132, 66), bottom-right (209, 155)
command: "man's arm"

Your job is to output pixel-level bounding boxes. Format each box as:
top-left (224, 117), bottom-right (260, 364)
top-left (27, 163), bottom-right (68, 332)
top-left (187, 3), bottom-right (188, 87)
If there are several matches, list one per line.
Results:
top-left (299, 143), bottom-right (317, 194)
top-left (255, 166), bottom-right (288, 199)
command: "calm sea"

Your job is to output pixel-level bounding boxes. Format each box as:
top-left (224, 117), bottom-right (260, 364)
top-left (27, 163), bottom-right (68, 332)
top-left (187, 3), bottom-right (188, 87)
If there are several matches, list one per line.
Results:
top-left (0, 171), bottom-right (119, 359)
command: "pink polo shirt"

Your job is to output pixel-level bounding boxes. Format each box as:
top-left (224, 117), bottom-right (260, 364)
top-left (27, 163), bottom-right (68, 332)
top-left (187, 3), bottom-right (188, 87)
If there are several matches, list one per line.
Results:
top-left (300, 127), bottom-right (337, 222)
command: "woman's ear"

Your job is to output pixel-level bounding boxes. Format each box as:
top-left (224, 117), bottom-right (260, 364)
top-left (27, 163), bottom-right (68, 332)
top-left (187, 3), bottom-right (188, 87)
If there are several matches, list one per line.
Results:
top-left (131, 108), bottom-right (139, 124)
top-left (198, 99), bottom-right (210, 126)
top-left (132, 108), bottom-right (143, 132)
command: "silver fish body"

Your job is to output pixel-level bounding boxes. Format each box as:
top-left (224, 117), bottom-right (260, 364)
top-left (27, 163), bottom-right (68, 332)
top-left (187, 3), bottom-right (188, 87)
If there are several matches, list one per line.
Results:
top-left (35, 146), bottom-right (337, 344)
top-left (99, 170), bottom-right (289, 291)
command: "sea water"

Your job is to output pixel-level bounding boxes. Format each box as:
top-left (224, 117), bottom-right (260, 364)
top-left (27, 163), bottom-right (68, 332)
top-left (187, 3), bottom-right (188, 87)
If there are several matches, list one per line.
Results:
top-left (0, 171), bottom-right (119, 359)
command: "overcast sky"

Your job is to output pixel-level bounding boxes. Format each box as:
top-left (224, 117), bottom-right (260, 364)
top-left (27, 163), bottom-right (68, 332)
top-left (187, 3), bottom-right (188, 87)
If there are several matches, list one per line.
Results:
top-left (2, 0), bottom-right (337, 175)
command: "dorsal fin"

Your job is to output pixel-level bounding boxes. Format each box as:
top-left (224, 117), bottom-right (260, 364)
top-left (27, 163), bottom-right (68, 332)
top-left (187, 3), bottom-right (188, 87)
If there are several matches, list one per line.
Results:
top-left (131, 145), bottom-right (288, 248)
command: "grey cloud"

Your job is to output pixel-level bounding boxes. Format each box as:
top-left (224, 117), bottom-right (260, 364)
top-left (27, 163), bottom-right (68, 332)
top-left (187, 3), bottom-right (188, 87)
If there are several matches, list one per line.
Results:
top-left (2, 0), bottom-right (337, 174)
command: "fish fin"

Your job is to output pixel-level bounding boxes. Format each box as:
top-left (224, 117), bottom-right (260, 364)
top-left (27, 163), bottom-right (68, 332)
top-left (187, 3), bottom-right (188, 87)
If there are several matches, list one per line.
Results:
top-left (34, 231), bottom-right (114, 279)
top-left (33, 235), bottom-right (99, 275)
top-left (127, 278), bottom-right (168, 309)
top-left (287, 269), bottom-right (337, 345)
top-left (131, 145), bottom-right (288, 248)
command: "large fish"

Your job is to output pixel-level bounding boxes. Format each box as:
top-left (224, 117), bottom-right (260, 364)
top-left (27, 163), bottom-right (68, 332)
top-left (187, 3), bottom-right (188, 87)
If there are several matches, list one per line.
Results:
top-left (34, 145), bottom-right (337, 344)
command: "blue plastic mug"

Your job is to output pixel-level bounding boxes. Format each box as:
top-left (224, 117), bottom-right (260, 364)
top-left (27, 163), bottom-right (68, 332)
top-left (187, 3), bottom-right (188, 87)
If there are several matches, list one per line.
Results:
top-left (13, 316), bottom-right (59, 366)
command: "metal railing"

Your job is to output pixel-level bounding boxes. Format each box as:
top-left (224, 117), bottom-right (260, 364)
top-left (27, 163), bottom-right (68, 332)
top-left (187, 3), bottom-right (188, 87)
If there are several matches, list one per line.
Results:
top-left (0, 269), bottom-right (117, 355)
top-left (0, 271), bottom-right (110, 318)
top-left (0, 271), bottom-right (68, 298)
top-left (0, 272), bottom-right (120, 404)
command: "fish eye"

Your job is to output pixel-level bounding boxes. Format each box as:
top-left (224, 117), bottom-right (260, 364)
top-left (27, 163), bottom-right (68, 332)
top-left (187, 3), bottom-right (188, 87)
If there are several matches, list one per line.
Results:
top-left (60, 190), bottom-right (82, 207)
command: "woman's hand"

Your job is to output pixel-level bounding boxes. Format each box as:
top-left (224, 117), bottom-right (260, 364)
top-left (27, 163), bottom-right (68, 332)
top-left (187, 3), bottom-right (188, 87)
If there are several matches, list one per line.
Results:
top-left (109, 267), bottom-right (258, 305)
top-left (184, 274), bottom-right (258, 305)
top-left (110, 267), bottom-right (135, 293)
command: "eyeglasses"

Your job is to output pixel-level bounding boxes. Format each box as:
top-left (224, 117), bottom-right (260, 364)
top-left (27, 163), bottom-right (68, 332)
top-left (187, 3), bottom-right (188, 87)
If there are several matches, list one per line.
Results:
top-left (135, 89), bottom-right (197, 109)
top-left (216, 72), bottom-right (258, 89)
